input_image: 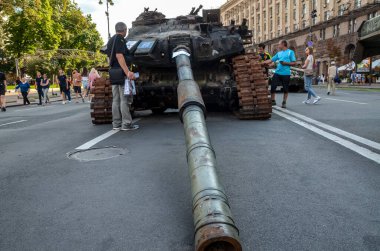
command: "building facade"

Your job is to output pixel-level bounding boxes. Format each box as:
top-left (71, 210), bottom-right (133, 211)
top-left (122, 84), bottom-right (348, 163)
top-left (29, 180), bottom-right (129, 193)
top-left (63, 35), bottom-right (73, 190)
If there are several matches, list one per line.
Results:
top-left (220, 0), bottom-right (380, 75)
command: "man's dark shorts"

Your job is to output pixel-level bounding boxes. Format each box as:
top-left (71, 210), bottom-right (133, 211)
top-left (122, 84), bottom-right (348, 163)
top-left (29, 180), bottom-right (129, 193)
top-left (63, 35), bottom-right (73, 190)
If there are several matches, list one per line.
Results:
top-left (73, 86), bottom-right (81, 94)
top-left (59, 85), bottom-right (67, 93)
top-left (0, 86), bottom-right (5, 96)
top-left (271, 73), bottom-right (290, 93)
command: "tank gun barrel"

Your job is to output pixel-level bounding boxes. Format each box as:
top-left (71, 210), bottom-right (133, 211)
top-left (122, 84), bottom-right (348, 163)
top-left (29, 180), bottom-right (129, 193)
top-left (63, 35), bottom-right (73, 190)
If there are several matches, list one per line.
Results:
top-left (193, 5), bottom-right (203, 16)
top-left (173, 48), bottom-right (242, 251)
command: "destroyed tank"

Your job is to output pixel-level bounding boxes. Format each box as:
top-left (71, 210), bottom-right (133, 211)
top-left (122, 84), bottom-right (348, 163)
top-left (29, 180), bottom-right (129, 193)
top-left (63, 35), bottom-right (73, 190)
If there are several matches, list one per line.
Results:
top-left (91, 6), bottom-right (272, 123)
top-left (91, 6), bottom-right (272, 251)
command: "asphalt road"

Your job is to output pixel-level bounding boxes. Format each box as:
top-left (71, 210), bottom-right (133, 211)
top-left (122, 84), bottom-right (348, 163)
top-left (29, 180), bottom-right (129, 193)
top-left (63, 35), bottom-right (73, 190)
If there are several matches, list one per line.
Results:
top-left (0, 89), bottom-right (379, 251)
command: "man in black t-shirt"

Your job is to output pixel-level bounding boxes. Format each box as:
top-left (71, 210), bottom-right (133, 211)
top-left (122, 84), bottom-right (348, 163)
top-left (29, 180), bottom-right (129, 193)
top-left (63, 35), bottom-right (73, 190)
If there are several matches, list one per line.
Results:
top-left (35, 72), bottom-right (44, 105)
top-left (106, 22), bottom-right (138, 131)
top-left (58, 69), bottom-right (69, 104)
top-left (0, 71), bottom-right (6, 112)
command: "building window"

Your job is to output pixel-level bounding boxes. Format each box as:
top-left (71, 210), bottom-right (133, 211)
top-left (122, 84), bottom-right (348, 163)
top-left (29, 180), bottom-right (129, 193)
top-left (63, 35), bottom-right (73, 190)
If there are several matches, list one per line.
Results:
top-left (263, 11), bottom-right (266, 19)
top-left (302, 20), bottom-right (306, 28)
top-left (277, 16), bottom-right (280, 25)
top-left (285, 27), bottom-right (289, 34)
top-left (338, 5), bottom-right (345, 16)
top-left (276, 3), bottom-right (280, 14)
top-left (294, 23), bottom-right (298, 31)
top-left (293, 0), bottom-right (296, 5)
top-left (348, 19), bottom-right (353, 34)
top-left (302, 4), bottom-right (306, 17)
top-left (324, 11), bottom-right (330, 21)
top-left (293, 9), bottom-right (297, 21)
top-left (354, 0), bottom-right (361, 8)
top-left (333, 24), bottom-right (340, 37)
top-left (320, 28), bottom-right (326, 40)
top-left (270, 7), bottom-right (273, 18)
top-left (368, 12), bottom-right (377, 20)
top-left (285, 0), bottom-right (288, 7)
top-left (285, 13), bottom-right (288, 23)
top-left (348, 19), bottom-right (357, 33)
top-left (324, 0), bottom-right (330, 4)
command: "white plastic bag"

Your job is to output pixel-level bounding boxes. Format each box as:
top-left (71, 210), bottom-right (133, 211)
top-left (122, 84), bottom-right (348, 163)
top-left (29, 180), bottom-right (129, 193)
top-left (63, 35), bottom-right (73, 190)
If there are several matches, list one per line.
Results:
top-left (124, 79), bottom-right (136, 96)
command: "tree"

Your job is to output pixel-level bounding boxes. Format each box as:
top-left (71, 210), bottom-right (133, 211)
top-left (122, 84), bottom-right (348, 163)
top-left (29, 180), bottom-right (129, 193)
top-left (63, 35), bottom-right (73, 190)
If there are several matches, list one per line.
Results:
top-left (0, 0), bottom-right (105, 75)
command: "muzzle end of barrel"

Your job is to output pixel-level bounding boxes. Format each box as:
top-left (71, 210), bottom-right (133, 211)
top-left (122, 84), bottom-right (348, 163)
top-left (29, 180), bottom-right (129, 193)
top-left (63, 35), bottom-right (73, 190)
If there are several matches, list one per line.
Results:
top-left (195, 224), bottom-right (242, 251)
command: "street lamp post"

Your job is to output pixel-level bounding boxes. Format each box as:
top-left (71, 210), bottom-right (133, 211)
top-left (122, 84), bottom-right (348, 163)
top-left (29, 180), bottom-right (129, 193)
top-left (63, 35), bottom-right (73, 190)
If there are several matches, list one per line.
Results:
top-left (98, 0), bottom-right (114, 39)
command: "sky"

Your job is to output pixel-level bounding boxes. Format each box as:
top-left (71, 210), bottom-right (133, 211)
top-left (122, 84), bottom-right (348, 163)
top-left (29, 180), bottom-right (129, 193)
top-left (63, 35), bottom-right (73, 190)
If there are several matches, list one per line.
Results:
top-left (76, 0), bottom-right (227, 43)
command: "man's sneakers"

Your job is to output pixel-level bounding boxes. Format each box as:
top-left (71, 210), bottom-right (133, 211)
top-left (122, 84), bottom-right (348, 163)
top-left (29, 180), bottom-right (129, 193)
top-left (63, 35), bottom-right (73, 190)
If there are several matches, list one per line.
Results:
top-left (327, 92), bottom-right (330, 95)
top-left (121, 124), bottom-right (139, 131)
top-left (113, 124), bottom-right (139, 131)
top-left (281, 101), bottom-right (287, 109)
top-left (313, 96), bottom-right (321, 104)
top-left (1, 107), bottom-right (6, 112)
top-left (271, 100), bottom-right (276, 106)
top-left (303, 99), bottom-right (311, 104)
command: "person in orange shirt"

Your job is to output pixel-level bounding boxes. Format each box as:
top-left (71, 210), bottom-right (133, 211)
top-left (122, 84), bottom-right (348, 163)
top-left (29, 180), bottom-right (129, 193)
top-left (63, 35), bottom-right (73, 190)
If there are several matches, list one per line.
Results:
top-left (72, 70), bottom-right (85, 103)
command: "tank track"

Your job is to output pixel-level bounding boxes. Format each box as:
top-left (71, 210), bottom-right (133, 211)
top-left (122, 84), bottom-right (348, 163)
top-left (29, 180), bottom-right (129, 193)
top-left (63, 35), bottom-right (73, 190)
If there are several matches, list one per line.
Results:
top-left (232, 53), bottom-right (272, 120)
top-left (90, 78), bottom-right (113, 124)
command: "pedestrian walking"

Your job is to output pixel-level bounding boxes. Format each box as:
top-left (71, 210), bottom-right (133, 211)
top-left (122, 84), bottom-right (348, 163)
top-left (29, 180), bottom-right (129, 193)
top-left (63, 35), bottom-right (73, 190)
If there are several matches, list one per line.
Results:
top-left (88, 68), bottom-right (101, 102)
top-left (327, 61), bottom-right (337, 95)
top-left (82, 67), bottom-right (90, 102)
top-left (302, 47), bottom-right (321, 105)
top-left (66, 76), bottom-right (72, 102)
top-left (58, 69), bottom-right (69, 104)
top-left (320, 74), bottom-right (325, 85)
top-left (72, 70), bottom-right (85, 103)
top-left (41, 74), bottom-right (50, 105)
top-left (262, 40), bottom-right (296, 108)
top-left (15, 77), bottom-right (22, 99)
top-left (15, 77), bottom-right (31, 105)
top-left (107, 22), bottom-right (139, 130)
top-left (0, 71), bottom-right (6, 111)
top-left (35, 72), bottom-right (44, 105)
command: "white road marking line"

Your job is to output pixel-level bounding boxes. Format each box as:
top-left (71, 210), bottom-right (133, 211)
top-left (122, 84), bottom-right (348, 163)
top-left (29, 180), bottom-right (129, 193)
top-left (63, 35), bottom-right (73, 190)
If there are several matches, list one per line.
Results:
top-left (76, 130), bottom-right (120, 150)
top-left (0, 120), bottom-right (27, 127)
top-left (75, 118), bottom-right (141, 150)
top-left (324, 98), bottom-right (367, 105)
top-left (273, 110), bottom-right (380, 164)
top-left (274, 107), bottom-right (380, 151)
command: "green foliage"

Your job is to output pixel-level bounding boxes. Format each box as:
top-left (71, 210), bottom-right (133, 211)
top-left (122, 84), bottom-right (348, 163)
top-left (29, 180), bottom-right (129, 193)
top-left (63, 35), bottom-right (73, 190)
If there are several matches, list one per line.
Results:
top-left (0, 0), bottom-right (105, 75)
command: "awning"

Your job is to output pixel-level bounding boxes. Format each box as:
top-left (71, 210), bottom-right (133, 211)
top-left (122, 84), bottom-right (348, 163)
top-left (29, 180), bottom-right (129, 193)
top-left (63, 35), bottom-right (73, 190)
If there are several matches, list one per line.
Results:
top-left (338, 61), bottom-right (356, 72)
top-left (372, 59), bottom-right (380, 69)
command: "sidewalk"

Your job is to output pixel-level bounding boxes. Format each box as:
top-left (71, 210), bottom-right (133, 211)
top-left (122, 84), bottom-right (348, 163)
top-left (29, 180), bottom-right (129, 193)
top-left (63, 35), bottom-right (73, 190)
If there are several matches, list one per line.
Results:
top-left (5, 88), bottom-right (64, 107)
top-left (314, 83), bottom-right (380, 91)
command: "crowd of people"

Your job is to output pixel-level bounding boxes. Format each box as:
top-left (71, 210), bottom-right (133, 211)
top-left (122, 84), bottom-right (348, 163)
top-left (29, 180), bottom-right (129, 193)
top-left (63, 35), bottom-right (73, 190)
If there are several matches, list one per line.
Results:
top-left (0, 68), bottom-right (101, 112)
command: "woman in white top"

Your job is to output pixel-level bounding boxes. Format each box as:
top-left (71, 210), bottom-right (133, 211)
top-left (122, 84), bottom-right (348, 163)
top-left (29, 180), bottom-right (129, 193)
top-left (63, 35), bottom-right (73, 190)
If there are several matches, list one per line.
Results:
top-left (302, 47), bottom-right (321, 104)
top-left (82, 67), bottom-right (90, 102)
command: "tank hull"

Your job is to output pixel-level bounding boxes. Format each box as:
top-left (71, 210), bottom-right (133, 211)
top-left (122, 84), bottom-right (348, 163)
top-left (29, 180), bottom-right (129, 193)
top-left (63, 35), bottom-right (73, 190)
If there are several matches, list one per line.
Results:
top-left (133, 67), bottom-right (238, 112)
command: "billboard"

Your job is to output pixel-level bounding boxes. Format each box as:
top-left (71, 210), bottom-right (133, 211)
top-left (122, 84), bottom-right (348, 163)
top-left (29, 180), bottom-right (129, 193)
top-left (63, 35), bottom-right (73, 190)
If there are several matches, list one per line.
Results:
top-left (356, 58), bottom-right (371, 73)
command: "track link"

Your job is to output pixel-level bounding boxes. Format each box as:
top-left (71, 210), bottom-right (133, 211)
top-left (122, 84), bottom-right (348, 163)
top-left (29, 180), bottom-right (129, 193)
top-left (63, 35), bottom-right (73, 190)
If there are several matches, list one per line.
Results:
top-left (232, 53), bottom-right (272, 120)
top-left (90, 78), bottom-right (113, 124)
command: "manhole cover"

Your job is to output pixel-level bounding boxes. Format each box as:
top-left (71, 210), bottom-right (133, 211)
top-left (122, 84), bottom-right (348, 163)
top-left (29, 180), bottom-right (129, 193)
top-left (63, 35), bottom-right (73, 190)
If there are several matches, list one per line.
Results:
top-left (67, 147), bottom-right (127, 162)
